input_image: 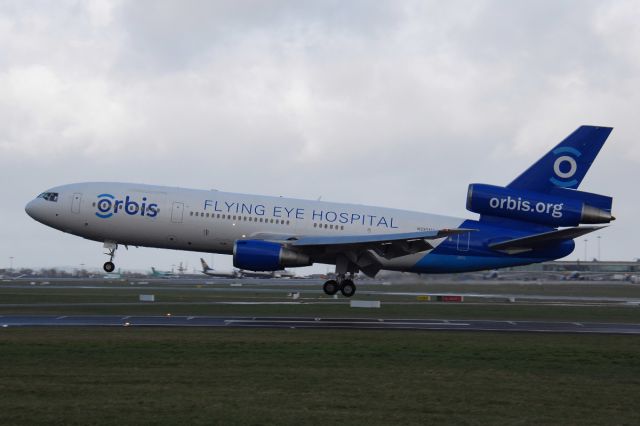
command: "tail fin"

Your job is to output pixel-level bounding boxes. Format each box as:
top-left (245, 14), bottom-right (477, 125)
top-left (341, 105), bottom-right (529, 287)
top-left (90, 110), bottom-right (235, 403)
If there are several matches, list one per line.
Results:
top-left (508, 125), bottom-right (613, 192)
top-left (200, 258), bottom-right (211, 271)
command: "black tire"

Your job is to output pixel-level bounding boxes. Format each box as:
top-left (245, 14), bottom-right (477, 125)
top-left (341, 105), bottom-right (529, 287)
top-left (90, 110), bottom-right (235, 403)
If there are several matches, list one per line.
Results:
top-left (103, 261), bottom-right (115, 273)
top-left (323, 280), bottom-right (339, 295)
top-left (340, 279), bottom-right (356, 297)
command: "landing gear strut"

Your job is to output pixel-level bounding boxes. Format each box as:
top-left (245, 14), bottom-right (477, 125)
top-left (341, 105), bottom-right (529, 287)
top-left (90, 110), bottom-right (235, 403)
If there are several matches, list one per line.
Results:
top-left (103, 242), bottom-right (117, 273)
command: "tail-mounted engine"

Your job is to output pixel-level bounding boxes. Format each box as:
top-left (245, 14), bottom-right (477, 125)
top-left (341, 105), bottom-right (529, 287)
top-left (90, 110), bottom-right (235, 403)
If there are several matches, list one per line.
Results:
top-left (467, 183), bottom-right (613, 227)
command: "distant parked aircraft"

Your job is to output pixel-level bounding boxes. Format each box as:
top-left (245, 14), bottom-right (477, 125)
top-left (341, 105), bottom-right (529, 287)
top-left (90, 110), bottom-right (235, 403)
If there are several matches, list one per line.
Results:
top-left (200, 258), bottom-right (295, 279)
top-left (150, 267), bottom-right (175, 278)
top-left (200, 258), bottom-right (241, 278)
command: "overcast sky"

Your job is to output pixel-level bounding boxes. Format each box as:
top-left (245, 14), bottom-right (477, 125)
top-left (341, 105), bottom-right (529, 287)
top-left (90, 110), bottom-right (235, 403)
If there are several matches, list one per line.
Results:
top-left (1, 0), bottom-right (639, 273)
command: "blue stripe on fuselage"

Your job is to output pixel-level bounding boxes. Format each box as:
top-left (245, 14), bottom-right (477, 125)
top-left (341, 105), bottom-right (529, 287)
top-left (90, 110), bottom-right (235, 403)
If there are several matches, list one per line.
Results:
top-left (411, 219), bottom-right (575, 273)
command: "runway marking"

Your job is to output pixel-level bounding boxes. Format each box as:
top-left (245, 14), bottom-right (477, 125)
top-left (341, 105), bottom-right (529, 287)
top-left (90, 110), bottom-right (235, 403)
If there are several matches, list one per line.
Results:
top-left (122, 316), bottom-right (130, 320)
top-left (2, 315), bottom-right (640, 334)
top-left (224, 319), bottom-right (470, 327)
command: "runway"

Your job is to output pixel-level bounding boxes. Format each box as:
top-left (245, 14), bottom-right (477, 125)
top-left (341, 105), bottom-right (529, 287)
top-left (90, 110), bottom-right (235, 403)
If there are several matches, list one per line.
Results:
top-left (3, 279), bottom-right (640, 306)
top-left (2, 315), bottom-right (640, 334)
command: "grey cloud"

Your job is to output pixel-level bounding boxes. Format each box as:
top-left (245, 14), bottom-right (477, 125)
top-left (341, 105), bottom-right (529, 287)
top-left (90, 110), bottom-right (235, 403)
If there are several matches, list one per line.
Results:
top-left (115, 0), bottom-right (403, 72)
top-left (1, 0), bottom-right (639, 270)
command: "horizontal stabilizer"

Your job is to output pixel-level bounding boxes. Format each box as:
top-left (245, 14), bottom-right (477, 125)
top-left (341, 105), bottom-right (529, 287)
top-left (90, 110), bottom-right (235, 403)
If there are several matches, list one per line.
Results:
top-left (489, 226), bottom-right (605, 254)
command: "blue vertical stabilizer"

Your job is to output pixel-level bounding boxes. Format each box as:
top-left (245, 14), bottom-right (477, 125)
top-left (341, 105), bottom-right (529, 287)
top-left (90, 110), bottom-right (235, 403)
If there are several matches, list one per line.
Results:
top-left (507, 126), bottom-right (613, 192)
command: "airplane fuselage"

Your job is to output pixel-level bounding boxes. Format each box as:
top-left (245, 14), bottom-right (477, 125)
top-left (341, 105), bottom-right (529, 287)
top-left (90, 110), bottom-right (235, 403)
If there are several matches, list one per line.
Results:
top-left (25, 182), bottom-right (573, 274)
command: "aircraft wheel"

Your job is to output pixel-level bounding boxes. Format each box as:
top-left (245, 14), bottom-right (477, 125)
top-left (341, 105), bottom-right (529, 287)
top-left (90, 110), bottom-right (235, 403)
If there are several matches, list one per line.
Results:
top-left (103, 261), bottom-right (115, 273)
top-left (340, 279), bottom-right (356, 298)
top-left (323, 280), bottom-right (339, 296)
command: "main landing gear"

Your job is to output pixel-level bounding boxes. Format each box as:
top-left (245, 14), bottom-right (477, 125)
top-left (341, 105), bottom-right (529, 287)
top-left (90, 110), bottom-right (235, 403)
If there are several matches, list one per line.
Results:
top-left (103, 242), bottom-right (117, 273)
top-left (323, 275), bottom-right (356, 298)
top-left (323, 255), bottom-right (359, 297)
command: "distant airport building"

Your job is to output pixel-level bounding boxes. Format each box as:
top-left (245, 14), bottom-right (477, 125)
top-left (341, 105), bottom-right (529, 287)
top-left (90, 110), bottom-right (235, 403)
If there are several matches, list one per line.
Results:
top-left (506, 260), bottom-right (640, 273)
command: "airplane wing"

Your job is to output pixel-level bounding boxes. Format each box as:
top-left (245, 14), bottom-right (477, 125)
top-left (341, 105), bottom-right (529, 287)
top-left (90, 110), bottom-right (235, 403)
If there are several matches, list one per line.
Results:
top-left (292, 228), bottom-right (474, 259)
top-left (489, 226), bottom-right (605, 254)
top-left (244, 228), bottom-right (475, 277)
top-left (290, 229), bottom-right (471, 247)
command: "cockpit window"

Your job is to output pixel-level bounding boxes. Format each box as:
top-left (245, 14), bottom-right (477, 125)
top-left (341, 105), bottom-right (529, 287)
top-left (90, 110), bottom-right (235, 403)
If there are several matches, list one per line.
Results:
top-left (38, 192), bottom-right (59, 202)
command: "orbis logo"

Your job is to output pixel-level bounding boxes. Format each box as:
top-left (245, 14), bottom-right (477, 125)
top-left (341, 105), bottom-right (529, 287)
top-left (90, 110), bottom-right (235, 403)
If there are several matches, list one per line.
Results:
top-left (488, 196), bottom-right (564, 219)
top-left (95, 193), bottom-right (159, 219)
top-left (550, 146), bottom-right (581, 188)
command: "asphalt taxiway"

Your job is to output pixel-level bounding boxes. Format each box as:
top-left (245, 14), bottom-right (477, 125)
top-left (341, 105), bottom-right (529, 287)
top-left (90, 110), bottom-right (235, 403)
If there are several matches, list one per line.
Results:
top-left (2, 315), bottom-right (640, 334)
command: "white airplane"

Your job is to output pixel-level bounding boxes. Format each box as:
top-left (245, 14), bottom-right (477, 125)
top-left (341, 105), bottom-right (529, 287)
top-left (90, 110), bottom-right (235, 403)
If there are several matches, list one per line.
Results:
top-left (199, 258), bottom-right (242, 278)
top-left (25, 126), bottom-right (615, 297)
top-left (241, 269), bottom-right (297, 279)
top-left (200, 257), bottom-right (295, 278)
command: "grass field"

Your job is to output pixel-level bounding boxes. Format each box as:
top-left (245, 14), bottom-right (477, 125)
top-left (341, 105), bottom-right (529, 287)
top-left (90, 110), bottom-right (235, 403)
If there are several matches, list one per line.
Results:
top-left (1, 328), bottom-right (639, 425)
top-left (2, 281), bottom-right (640, 424)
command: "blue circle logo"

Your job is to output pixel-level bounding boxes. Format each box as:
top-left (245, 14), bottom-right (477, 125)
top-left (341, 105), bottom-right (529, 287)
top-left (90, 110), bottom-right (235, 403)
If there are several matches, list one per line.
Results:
top-left (549, 147), bottom-right (581, 188)
top-left (95, 193), bottom-right (115, 218)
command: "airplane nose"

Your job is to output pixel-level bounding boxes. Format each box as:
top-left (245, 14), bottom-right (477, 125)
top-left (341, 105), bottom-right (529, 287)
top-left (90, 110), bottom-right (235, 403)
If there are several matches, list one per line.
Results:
top-left (25, 200), bottom-right (36, 218)
top-left (25, 199), bottom-right (43, 221)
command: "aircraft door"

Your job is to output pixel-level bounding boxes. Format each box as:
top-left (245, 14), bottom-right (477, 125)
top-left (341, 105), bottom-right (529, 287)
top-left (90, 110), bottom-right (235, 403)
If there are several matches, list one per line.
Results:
top-left (71, 193), bottom-right (82, 214)
top-left (457, 232), bottom-right (470, 252)
top-left (171, 202), bottom-right (184, 223)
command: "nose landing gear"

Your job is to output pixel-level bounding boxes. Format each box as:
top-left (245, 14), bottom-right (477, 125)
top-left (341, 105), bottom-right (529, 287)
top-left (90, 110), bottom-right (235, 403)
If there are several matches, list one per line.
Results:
top-left (103, 242), bottom-right (117, 273)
